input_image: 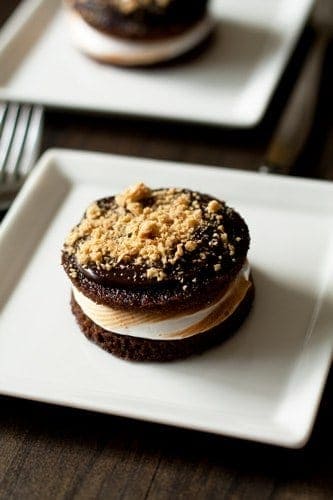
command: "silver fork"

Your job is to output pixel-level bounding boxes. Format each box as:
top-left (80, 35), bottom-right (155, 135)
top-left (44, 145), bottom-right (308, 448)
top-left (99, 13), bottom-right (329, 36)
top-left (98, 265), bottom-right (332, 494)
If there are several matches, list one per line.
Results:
top-left (0, 103), bottom-right (44, 211)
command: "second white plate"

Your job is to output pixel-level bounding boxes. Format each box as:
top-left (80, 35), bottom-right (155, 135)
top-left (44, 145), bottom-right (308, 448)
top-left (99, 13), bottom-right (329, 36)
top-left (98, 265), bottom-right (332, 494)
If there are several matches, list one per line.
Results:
top-left (0, 0), bottom-right (313, 127)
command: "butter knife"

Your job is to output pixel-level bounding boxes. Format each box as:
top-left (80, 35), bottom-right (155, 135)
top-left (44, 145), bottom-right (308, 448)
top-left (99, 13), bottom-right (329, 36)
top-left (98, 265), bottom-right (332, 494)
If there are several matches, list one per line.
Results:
top-left (260, 0), bottom-right (332, 175)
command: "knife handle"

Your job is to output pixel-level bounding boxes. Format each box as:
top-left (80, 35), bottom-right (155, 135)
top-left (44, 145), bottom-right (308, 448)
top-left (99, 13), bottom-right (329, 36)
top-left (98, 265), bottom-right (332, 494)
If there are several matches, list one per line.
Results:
top-left (263, 33), bottom-right (328, 175)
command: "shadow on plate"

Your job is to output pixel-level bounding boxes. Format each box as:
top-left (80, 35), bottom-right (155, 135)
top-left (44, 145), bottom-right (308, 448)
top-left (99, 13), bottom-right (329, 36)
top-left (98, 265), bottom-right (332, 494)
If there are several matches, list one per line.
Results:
top-left (80, 264), bottom-right (330, 409)
top-left (164, 18), bottom-right (280, 67)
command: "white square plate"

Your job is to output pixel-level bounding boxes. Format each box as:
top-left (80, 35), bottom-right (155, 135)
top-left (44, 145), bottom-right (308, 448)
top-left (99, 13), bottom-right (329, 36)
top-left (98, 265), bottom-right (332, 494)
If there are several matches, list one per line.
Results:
top-left (0, 0), bottom-right (313, 127)
top-left (1, 149), bottom-right (333, 448)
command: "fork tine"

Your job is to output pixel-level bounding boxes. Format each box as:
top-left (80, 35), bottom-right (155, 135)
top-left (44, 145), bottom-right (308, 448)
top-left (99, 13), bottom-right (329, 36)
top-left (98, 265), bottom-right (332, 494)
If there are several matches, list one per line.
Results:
top-left (0, 103), bottom-right (9, 135)
top-left (18, 105), bottom-right (44, 178)
top-left (4, 105), bottom-right (33, 180)
top-left (0, 103), bottom-right (44, 212)
top-left (0, 103), bottom-right (20, 181)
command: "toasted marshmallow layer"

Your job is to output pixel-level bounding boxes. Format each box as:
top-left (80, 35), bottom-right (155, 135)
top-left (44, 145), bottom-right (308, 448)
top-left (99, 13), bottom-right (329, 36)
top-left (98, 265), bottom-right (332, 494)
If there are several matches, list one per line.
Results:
top-left (72, 263), bottom-right (251, 340)
top-left (67, 10), bottom-right (214, 66)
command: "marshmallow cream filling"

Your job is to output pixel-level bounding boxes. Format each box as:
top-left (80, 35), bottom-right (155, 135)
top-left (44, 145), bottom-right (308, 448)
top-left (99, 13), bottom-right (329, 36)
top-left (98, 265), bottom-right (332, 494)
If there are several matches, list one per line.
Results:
top-left (72, 263), bottom-right (251, 341)
top-left (67, 10), bottom-right (214, 65)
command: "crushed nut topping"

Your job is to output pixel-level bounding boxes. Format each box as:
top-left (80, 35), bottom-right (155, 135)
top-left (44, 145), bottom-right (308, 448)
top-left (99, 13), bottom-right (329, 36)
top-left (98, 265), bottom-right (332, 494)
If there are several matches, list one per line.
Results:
top-left (207, 200), bottom-right (221, 213)
top-left (228, 243), bottom-right (235, 256)
top-left (111, 0), bottom-right (172, 15)
top-left (184, 240), bottom-right (197, 252)
top-left (64, 183), bottom-right (238, 281)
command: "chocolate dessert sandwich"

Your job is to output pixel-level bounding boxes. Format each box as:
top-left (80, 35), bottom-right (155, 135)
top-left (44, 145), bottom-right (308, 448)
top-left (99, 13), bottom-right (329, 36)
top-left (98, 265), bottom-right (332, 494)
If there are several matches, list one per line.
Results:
top-left (62, 183), bottom-right (254, 361)
top-left (64, 0), bottom-right (213, 66)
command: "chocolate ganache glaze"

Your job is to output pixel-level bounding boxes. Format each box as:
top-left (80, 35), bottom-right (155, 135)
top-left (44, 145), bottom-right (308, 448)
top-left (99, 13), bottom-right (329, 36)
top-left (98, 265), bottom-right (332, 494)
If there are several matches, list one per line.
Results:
top-left (62, 184), bottom-right (250, 311)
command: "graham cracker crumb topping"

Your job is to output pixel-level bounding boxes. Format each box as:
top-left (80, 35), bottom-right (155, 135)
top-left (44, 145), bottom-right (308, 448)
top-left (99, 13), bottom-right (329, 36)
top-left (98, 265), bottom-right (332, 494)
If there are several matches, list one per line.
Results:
top-left (64, 183), bottom-right (238, 282)
top-left (207, 200), bottom-right (221, 213)
top-left (112, 0), bottom-right (172, 15)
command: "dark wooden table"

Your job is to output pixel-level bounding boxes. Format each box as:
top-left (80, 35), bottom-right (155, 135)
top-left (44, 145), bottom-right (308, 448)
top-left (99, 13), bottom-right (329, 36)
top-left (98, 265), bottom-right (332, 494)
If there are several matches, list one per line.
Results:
top-left (1, 2), bottom-right (333, 499)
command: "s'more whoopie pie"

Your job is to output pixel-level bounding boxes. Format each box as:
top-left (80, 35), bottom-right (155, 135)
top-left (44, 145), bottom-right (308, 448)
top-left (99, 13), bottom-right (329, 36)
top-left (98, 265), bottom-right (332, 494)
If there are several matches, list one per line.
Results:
top-left (62, 183), bottom-right (254, 362)
top-left (63, 0), bottom-right (213, 66)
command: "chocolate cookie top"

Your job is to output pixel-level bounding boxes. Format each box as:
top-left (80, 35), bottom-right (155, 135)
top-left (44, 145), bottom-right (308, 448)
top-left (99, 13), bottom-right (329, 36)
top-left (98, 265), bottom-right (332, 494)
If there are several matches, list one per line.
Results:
top-left (62, 183), bottom-right (250, 310)
top-left (66, 0), bottom-right (209, 39)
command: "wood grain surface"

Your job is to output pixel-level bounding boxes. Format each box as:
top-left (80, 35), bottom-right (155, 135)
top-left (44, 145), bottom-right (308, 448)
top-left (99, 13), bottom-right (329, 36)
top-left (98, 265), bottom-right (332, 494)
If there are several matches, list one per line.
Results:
top-left (1, 2), bottom-right (333, 499)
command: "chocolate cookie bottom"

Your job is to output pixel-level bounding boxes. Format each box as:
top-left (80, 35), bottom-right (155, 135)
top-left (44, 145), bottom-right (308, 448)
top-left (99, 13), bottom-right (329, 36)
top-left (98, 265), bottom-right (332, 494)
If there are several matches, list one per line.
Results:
top-left (71, 282), bottom-right (254, 362)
